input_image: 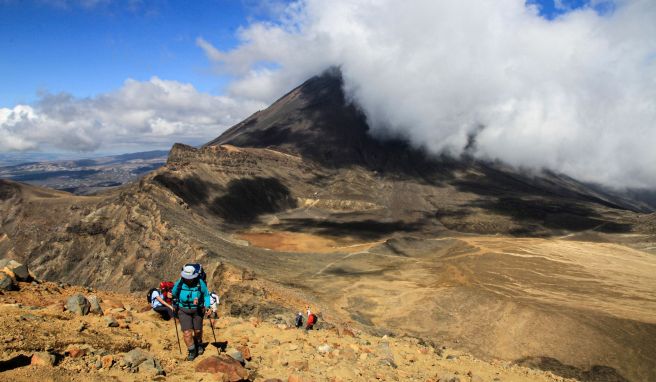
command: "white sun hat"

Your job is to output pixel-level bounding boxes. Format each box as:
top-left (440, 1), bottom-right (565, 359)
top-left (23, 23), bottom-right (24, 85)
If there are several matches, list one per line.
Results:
top-left (180, 265), bottom-right (198, 279)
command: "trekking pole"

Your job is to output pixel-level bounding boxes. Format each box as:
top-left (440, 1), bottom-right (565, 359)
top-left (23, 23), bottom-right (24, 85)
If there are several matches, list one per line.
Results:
top-left (208, 316), bottom-right (219, 355)
top-left (173, 315), bottom-right (182, 355)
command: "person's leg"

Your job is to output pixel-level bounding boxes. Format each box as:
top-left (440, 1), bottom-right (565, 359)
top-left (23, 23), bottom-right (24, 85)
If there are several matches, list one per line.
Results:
top-left (192, 311), bottom-right (204, 354)
top-left (153, 306), bottom-right (171, 320)
top-left (178, 309), bottom-right (198, 360)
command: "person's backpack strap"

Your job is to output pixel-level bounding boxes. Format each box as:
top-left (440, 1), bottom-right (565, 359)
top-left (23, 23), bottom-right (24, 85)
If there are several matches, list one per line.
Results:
top-left (147, 288), bottom-right (158, 304)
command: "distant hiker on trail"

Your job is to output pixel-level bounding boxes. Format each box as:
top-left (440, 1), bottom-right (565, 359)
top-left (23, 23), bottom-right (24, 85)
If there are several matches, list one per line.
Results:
top-left (148, 281), bottom-right (175, 320)
top-left (305, 306), bottom-right (318, 331)
top-left (295, 312), bottom-right (304, 328)
top-left (172, 265), bottom-right (211, 361)
top-left (209, 291), bottom-right (220, 319)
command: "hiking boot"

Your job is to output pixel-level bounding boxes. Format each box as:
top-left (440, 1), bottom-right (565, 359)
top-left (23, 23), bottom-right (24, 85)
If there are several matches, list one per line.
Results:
top-left (197, 345), bottom-right (205, 355)
top-left (186, 349), bottom-right (197, 361)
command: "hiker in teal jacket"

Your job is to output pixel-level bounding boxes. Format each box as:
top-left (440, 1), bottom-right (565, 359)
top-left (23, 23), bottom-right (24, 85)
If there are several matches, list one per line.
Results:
top-left (172, 265), bottom-right (211, 361)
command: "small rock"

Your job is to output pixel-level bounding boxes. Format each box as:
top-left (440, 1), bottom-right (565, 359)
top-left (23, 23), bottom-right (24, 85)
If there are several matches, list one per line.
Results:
top-left (317, 344), bottom-right (332, 354)
top-left (138, 357), bottom-right (165, 376)
top-left (238, 345), bottom-right (251, 361)
top-left (377, 342), bottom-right (397, 368)
top-left (31, 352), bottom-right (56, 367)
top-left (87, 295), bottom-right (103, 315)
top-left (0, 260), bottom-right (30, 281)
top-left (227, 348), bottom-right (245, 364)
top-left (66, 346), bottom-right (87, 358)
top-left (195, 355), bottom-right (249, 382)
top-left (378, 357), bottom-right (397, 368)
top-left (288, 344), bottom-right (299, 351)
top-left (290, 359), bottom-right (308, 371)
top-left (123, 348), bottom-right (150, 367)
top-left (65, 293), bottom-right (91, 316)
top-left (19, 313), bottom-right (44, 322)
top-left (95, 359), bottom-right (102, 369)
top-left (104, 316), bottom-right (119, 327)
top-left (0, 272), bottom-right (16, 291)
top-left (77, 322), bottom-right (87, 332)
top-left (264, 379), bottom-right (284, 382)
top-left (101, 355), bottom-right (114, 369)
top-left (446, 355), bottom-right (458, 360)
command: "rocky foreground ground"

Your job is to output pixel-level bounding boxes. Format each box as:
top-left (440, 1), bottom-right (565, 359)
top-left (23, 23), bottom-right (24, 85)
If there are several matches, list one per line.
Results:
top-left (0, 268), bottom-right (575, 382)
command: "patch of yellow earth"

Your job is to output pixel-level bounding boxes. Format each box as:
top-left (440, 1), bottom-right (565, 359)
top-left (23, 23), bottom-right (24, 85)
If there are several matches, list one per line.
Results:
top-left (219, 144), bottom-right (242, 153)
top-left (458, 236), bottom-right (656, 323)
top-left (236, 231), bottom-right (382, 254)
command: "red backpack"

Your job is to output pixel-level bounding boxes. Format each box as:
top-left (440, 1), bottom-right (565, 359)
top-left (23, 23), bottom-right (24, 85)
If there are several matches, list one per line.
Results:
top-left (307, 313), bottom-right (317, 325)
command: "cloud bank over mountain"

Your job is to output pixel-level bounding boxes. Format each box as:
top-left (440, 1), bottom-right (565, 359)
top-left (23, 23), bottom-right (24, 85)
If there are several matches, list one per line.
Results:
top-left (0, 77), bottom-right (264, 153)
top-left (198, 0), bottom-right (656, 188)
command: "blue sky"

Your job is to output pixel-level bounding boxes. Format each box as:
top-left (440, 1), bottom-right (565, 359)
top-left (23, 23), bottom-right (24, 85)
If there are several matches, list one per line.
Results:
top-left (0, 0), bottom-right (286, 106)
top-left (0, 0), bottom-right (606, 107)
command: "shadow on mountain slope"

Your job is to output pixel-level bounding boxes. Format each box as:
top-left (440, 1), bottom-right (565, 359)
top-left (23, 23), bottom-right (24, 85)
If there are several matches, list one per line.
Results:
top-left (272, 217), bottom-right (426, 240)
top-left (514, 356), bottom-right (630, 382)
top-left (210, 177), bottom-right (297, 224)
top-left (467, 197), bottom-right (633, 235)
top-left (152, 173), bottom-right (217, 207)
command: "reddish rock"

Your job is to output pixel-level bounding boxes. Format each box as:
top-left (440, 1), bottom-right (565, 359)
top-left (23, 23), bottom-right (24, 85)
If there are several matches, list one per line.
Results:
top-left (238, 345), bottom-right (252, 361)
top-left (101, 355), bottom-right (113, 369)
top-left (66, 347), bottom-right (87, 358)
top-left (31, 352), bottom-right (56, 367)
top-left (195, 355), bottom-right (249, 382)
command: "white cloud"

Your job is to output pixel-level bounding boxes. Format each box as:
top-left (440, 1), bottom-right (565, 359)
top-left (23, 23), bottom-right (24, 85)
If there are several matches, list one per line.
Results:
top-left (198, 0), bottom-right (656, 188)
top-left (0, 77), bottom-right (265, 153)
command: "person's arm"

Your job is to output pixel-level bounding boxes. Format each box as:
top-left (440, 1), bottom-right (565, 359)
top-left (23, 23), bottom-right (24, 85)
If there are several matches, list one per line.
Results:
top-left (171, 280), bottom-right (181, 307)
top-left (155, 295), bottom-right (173, 309)
top-left (200, 280), bottom-right (211, 308)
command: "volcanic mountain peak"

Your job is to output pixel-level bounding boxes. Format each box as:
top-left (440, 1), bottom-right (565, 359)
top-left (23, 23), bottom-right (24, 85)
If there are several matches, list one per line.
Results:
top-left (206, 68), bottom-right (436, 173)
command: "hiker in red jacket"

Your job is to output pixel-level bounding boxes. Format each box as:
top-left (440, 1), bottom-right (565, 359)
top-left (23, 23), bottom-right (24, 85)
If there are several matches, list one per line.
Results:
top-left (306, 306), bottom-right (318, 330)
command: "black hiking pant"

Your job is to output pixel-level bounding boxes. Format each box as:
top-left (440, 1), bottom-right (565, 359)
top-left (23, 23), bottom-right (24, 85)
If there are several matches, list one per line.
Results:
top-left (153, 305), bottom-right (174, 321)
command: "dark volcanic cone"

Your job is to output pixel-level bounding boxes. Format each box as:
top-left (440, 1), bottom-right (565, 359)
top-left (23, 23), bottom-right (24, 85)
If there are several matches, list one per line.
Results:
top-left (206, 68), bottom-right (446, 176)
